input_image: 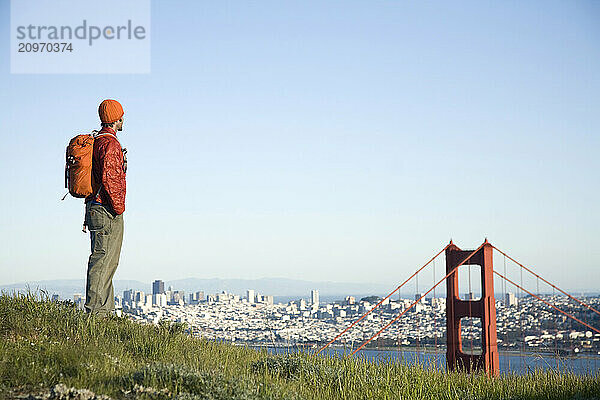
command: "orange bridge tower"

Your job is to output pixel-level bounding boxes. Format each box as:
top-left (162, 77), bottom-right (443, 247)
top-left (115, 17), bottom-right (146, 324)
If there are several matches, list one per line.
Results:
top-left (445, 240), bottom-right (499, 376)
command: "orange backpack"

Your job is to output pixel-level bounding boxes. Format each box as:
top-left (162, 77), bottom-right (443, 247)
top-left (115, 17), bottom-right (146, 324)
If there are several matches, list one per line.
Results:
top-left (63, 131), bottom-right (98, 199)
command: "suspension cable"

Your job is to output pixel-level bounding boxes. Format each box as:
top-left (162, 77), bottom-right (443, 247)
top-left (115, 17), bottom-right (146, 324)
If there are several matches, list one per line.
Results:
top-left (503, 254), bottom-right (507, 305)
top-left (315, 244), bottom-right (450, 355)
top-left (492, 245), bottom-right (600, 318)
top-left (350, 243), bottom-right (485, 356)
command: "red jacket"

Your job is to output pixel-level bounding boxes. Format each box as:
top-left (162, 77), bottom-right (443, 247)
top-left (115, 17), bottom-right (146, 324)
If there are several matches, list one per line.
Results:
top-left (88, 127), bottom-right (126, 215)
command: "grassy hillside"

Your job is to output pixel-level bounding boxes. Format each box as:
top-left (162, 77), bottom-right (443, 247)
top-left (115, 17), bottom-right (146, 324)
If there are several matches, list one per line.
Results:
top-left (0, 293), bottom-right (598, 400)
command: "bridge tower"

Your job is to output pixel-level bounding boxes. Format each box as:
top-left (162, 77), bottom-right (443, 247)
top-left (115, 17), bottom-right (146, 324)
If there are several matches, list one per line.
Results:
top-left (445, 239), bottom-right (499, 376)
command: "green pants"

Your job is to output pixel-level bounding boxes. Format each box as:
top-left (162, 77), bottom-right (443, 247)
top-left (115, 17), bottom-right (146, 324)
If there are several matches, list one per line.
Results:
top-left (84, 203), bottom-right (124, 317)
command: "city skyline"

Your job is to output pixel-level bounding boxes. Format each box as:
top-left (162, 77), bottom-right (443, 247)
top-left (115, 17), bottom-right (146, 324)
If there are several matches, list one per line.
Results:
top-left (114, 282), bottom-right (600, 358)
top-left (38, 272), bottom-right (600, 371)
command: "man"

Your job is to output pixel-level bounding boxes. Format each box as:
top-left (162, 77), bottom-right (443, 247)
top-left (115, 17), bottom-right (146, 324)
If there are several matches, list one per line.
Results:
top-left (84, 99), bottom-right (127, 317)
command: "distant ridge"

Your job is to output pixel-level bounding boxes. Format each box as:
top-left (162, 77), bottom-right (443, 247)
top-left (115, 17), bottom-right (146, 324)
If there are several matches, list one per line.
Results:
top-left (0, 277), bottom-right (391, 301)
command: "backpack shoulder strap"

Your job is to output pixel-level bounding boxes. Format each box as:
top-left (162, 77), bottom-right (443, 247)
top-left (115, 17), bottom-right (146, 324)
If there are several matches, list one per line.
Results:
top-left (93, 131), bottom-right (122, 147)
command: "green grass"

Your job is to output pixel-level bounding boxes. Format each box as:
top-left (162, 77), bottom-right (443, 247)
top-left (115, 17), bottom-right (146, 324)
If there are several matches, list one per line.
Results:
top-left (0, 292), bottom-right (599, 400)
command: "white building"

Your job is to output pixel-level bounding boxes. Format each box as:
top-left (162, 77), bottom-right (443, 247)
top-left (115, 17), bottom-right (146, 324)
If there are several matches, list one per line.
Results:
top-left (153, 293), bottom-right (167, 307)
top-left (505, 292), bottom-right (518, 307)
top-left (246, 289), bottom-right (255, 304)
top-left (311, 290), bottom-right (319, 307)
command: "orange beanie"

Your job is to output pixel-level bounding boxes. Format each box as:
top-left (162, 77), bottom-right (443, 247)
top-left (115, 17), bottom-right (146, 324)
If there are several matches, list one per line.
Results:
top-left (98, 99), bottom-right (124, 123)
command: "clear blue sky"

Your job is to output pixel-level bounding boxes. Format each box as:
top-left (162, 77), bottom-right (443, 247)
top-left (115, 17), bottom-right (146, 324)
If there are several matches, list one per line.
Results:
top-left (1, 1), bottom-right (598, 291)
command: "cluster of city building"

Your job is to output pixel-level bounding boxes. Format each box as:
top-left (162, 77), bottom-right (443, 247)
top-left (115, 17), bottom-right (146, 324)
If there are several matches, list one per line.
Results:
top-left (97, 280), bottom-right (600, 355)
top-left (113, 280), bottom-right (277, 311)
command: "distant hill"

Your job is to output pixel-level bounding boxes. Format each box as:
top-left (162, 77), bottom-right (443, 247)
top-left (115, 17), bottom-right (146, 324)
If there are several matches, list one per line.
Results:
top-left (0, 277), bottom-right (391, 301)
